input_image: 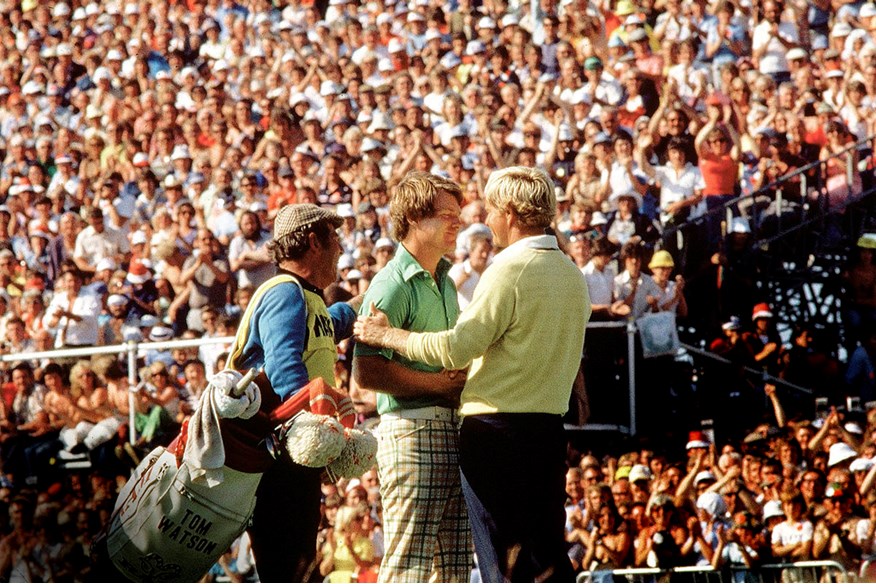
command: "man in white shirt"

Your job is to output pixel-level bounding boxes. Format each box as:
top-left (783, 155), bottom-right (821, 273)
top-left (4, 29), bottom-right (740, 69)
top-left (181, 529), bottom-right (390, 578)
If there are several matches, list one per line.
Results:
top-left (752, 0), bottom-right (800, 84)
top-left (449, 230), bottom-right (493, 310)
top-left (73, 207), bottom-right (130, 275)
top-left (43, 267), bottom-right (101, 347)
top-left (581, 237), bottom-right (617, 319)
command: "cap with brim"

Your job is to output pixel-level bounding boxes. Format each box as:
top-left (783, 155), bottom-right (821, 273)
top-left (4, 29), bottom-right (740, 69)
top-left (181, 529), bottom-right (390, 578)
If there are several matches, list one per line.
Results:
top-left (687, 439), bottom-right (710, 449)
top-left (95, 258), bottom-right (117, 272)
top-left (786, 48), bottom-right (808, 61)
top-left (126, 265), bottom-right (152, 285)
top-left (131, 231), bottom-right (148, 246)
top-left (609, 190), bottom-right (643, 208)
top-left (615, 0), bottom-right (636, 15)
top-left (608, 36), bottom-right (627, 48)
top-left (274, 204), bottom-right (343, 240)
top-left (584, 56), bottom-right (603, 70)
top-left (831, 22), bottom-right (853, 37)
top-left (440, 53), bottom-right (462, 68)
top-left (763, 500), bottom-right (784, 520)
top-left (362, 138), bottom-right (385, 152)
top-left (627, 29), bottom-right (648, 42)
top-left (849, 457), bottom-right (875, 472)
top-left (628, 464), bottom-right (652, 483)
top-left (149, 326), bottom-right (174, 342)
top-left (828, 442), bottom-right (857, 467)
top-left (694, 470), bottom-right (716, 485)
top-left (107, 294), bottom-right (129, 307)
top-left (375, 237), bottom-right (395, 250)
top-left (751, 302), bottom-right (773, 320)
top-left (139, 314), bottom-right (159, 328)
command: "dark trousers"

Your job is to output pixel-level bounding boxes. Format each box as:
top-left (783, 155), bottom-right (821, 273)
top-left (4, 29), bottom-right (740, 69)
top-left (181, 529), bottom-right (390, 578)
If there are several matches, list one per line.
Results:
top-left (248, 456), bottom-right (324, 582)
top-left (704, 194), bottom-right (737, 254)
top-left (459, 414), bottom-right (574, 583)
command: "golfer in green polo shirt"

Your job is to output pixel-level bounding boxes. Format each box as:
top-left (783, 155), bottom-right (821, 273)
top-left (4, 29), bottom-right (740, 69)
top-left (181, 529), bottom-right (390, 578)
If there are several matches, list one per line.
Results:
top-left (353, 171), bottom-right (471, 582)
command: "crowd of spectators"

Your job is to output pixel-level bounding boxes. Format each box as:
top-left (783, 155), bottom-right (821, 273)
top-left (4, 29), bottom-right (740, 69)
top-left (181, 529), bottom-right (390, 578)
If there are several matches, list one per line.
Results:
top-left (0, 0), bottom-right (875, 580)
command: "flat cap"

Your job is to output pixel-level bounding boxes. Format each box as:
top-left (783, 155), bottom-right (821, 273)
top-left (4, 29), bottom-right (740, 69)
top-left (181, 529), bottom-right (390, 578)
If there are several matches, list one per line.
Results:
top-left (274, 204), bottom-right (343, 240)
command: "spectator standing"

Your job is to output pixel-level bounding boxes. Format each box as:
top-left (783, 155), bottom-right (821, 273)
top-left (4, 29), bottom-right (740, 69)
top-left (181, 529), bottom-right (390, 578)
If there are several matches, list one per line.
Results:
top-left (171, 229), bottom-right (230, 333)
top-left (752, 0), bottom-right (800, 84)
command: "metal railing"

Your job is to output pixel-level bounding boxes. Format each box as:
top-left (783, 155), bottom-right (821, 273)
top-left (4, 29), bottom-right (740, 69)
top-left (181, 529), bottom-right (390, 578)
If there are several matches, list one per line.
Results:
top-left (661, 132), bottom-right (876, 249)
top-left (577, 559), bottom-right (852, 582)
top-left (0, 336), bottom-right (236, 444)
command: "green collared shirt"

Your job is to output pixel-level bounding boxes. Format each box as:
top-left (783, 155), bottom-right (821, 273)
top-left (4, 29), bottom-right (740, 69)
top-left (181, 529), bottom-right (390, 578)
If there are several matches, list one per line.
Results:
top-left (354, 243), bottom-right (459, 414)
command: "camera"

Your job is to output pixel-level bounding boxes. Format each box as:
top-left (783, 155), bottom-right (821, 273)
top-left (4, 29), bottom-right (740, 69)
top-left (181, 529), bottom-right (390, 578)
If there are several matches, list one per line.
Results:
top-left (847, 397), bottom-right (862, 413)
top-left (701, 419), bottom-right (715, 445)
top-left (815, 397), bottom-right (829, 419)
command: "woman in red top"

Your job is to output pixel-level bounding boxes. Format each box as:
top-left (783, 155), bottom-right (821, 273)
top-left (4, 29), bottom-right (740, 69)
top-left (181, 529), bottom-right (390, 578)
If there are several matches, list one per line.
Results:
top-left (695, 99), bottom-right (740, 250)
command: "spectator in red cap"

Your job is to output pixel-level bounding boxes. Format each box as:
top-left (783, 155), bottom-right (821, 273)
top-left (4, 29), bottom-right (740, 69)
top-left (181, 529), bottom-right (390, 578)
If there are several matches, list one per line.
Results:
top-left (742, 303), bottom-right (783, 375)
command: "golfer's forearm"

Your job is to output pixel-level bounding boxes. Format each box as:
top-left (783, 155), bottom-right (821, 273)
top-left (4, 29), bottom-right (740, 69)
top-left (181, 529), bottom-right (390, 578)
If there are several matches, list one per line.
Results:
top-left (380, 327), bottom-right (412, 357)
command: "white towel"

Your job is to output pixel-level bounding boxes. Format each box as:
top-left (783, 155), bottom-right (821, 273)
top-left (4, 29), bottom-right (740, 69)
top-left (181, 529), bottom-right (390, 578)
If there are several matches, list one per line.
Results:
top-left (183, 370), bottom-right (262, 487)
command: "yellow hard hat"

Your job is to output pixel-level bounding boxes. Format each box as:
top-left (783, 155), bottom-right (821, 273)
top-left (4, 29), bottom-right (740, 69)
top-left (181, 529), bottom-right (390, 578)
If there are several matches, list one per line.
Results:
top-left (648, 250), bottom-right (675, 269)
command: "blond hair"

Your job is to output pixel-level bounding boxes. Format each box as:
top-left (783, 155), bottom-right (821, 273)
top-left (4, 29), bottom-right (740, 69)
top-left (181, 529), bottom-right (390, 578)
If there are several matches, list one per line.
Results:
top-left (390, 171), bottom-right (462, 241)
top-left (484, 166), bottom-right (556, 230)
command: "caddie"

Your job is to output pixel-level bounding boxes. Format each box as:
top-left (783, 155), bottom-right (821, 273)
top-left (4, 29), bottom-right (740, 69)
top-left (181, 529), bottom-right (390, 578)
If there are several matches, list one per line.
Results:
top-left (226, 203), bottom-right (360, 582)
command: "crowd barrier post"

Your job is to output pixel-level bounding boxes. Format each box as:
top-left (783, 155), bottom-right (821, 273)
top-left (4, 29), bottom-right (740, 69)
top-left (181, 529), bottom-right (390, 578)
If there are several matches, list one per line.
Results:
top-left (126, 339), bottom-right (138, 444)
top-left (626, 320), bottom-right (637, 436)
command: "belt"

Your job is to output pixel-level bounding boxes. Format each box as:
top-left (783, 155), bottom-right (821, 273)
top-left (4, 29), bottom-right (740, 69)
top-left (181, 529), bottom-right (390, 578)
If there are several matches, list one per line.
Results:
top-left (382, 406), bottom-right (459, 423)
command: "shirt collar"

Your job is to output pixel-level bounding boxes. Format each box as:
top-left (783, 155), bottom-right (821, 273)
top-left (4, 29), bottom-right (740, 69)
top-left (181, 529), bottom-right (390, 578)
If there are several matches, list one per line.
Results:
top-left (494, 234), bottom-right (558, 261)
top-left (395, 243), bottom-right (452, 282)
top-left (278, 267), bottom-right (323, 299)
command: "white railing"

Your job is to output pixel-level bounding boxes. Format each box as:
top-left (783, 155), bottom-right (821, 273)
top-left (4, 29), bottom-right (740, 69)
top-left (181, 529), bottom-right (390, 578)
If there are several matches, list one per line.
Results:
top-left (0, 336), bottom-right (236, 443)
top-left (577, 559), bottom-right (852, 582)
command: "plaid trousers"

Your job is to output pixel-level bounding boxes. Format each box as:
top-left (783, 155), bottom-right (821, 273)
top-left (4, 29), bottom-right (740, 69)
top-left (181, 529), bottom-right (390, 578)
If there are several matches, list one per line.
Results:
top-left (376, 417), bottom-right (472, 583)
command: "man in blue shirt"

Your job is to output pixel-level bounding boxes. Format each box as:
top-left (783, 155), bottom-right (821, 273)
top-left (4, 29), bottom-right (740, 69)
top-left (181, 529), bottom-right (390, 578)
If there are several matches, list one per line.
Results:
top-left (227, 204), bottom-right (359, 582)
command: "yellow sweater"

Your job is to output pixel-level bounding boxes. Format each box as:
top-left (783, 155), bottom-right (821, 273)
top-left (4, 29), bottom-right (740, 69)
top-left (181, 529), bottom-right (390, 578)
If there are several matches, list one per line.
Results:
top-left (406, 235), bottom-right (591, 416)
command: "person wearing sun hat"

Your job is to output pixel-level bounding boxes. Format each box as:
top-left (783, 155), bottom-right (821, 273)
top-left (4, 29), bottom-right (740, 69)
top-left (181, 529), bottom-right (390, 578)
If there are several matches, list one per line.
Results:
top-left (648, 250), bottom-right (688, 317)
top-left (223, 203), bottom-right (362, 582)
